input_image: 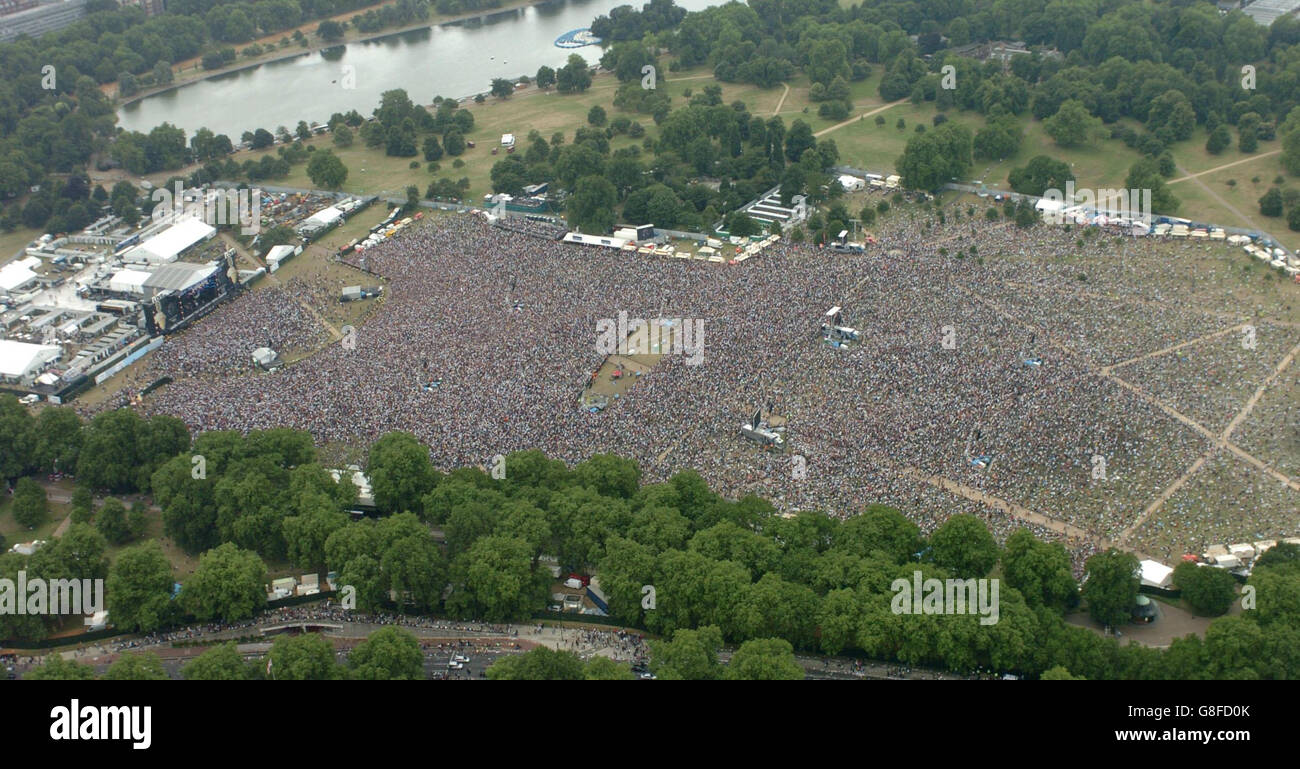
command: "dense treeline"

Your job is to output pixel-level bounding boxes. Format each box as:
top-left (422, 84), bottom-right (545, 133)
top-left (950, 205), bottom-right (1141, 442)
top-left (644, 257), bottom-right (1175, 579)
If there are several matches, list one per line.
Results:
top-left (3, 396), bottom-right (1298, 679)
top-left (493, 75), bottom-right (843, 235)
top-left (562, 0), bottom-right (1300, 228)
top-left (0, 0), bottom-right (425, 232)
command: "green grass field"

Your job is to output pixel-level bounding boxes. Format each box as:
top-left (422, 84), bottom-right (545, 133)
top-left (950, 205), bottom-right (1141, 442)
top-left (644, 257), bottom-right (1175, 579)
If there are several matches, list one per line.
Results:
top-left (0, 226), bottom-right (41, 260)
top-left (118, 59), bottom-right (1300, 251)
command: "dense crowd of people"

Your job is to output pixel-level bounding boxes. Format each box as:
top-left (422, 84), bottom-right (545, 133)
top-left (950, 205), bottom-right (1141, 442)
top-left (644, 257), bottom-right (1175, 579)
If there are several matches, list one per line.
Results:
top-left (143, 286), bottom-right (328, 378)
top-left (95, 209), bottom-right (1298, 568)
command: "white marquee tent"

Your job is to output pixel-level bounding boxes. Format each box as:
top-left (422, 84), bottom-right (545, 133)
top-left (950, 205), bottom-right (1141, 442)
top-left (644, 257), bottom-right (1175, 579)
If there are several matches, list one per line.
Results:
top-left (0, 339), bottom-right (60, 379)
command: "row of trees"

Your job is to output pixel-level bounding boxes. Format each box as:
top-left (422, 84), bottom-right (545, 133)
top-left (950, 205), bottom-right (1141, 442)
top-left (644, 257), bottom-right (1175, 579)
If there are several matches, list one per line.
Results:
top-left (570, 1), bottom-right (1300, 222)
top-left (4, 400), bottom-right (1297, 678)
top-left (489, 79), bottom-right (843, 234)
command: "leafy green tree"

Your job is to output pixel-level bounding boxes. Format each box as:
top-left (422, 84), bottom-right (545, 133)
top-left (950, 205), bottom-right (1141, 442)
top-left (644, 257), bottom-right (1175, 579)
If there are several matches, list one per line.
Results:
top-left (32, 406), bottom-right (82, 473)
top-left (486, 646), bottom-right (585, 680)
top-left (597, 536), bottom-right (657, 625)
top-left (43, 523), bottom-right (109, 582)
top-left (1041, 665), bottom-right (1084, 680)
top-left (1008, 155), bottom-right (1074, 197)
top-left (306, 149), bottom-right (348, 189)
top-left (1146, 90), bottom-right (1195, 143)
top-left (585, 656), bottom-right (636, 680)
top-left (443, 129), bottom-right (466, 156)
top-left (317, 20), bottom-right (345, 41)
top-left (1202, 615), bottom-right (1263, 679)
top-left (737, 573), bottom-right (819, 649)
top-left (725, 638), bottom-right (804, 680)
top-left (1254, 542), bottom-right (1300, 573)
top-left (267, 633), bottom-right (346, 680)
top-left (76, 410), bottom-right (141, 492)
top-left (491, 78), bottom-right (514, 99)
top-left (348, 626), bottom-right (424, 680)
top-left (1082, 549), bottom-right (1139, 628)
top-left (282, 497), bottom-right (347, 570)
top-left (0, 396), bottom-right (35, 479)
top-left (1002, 528), bottom-right (1078, 612)
top-left (587, 105), bottom-right (607, 126)
top-left (928, 514), bottom-right (998, 578)
top-left (24, 656), bottom-right (96, 680)
top-left (1206, 124), bottom-right (1231, 155)
top-left (422, 135), bottom-right (443, 162)
top-left (1014, 197), bottom-right (1039, 228)
top-left (103, 652), bottom-right (168, 680)
top-left (155, 455), bottom-right (219, 554)
top-left (535, 65), bottom-right (556, 90)
top-left (367, 431), bottom-right (438, 516)
top-left (573, 454), bottom-right (641, 498)
top-left (382, 531), bottom-right (447, 612)
top-left (1044, 99), bottom-right (1102, 147)
top-left (69, 486), bottom-right (94, 524)
top-left (832, 505), bottom-right (922, 563)
top-left (556, 54), bottom-right (593, 93)
top-left (1126, 157), bottom-right (1178, 213)
top-left (332, 125), bottom-right (354, 148)
top-left (973, 113), bottom-right (1023, 160)
top-left (182, 642), bottom-right (250, 680)
top-left (1238, 113), bottom-right (1260, 153)
top-left (896, 122), bottom-right (973, 191)
top-left (648, 625), bottom-right (724, 680)
top-left (0, 554), bottom-right (48, 641)
top-left (816, 588), bottom-right (863, 655)
top-left (1174, 562), bottom-right (1236, 616)
top-left (95, 497), bottom-right (131, 544)
top-left (447, 536), bottom-right (547, 622)
top-left (566, 175), bottom-right (617, 234)
top-left (106, 541), bottom-right (175, 632)
top-left (725, 211), bottom-right (760, 237)
top-left (179, 543), bottom-right (267, 623)
top-left (689, 521), bottom-right (781, 579)
top-left (1259, 187), bottom-right (1284, 217)
top-left (12, 477), bottom-right (48, 529)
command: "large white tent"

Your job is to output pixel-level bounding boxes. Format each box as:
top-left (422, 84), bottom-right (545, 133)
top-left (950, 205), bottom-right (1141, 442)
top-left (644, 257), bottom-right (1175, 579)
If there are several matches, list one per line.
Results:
top-left (124, 217), bottom-right (216, 264)
top-left (0, 339), bottom-right (60, 379)
top-left (299, 206), bottom-right (343, 230)
top-left (0, 256), bottom-right (41, 293)
top-left (109, 268), bottom-right (152, 295)
top-left (1138, 559), bottom-right (1174, 589)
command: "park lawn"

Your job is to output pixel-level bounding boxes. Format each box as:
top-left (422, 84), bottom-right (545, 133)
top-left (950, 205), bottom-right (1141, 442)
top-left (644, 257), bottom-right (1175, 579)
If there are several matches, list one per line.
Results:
top-left (658, 66), bottom-right (789, 116)
top-left (767, 71), bottom-right (889, 134)
top-left (1163, 174), bottom-right (1300, 251)
top-left (994, 117), bottom-right (1144, 191)
top-left (828, 101), bottom-right (987, 174)
top-left (136, 59), bottom-right (1294, 241)
top-left (1167, 149), bottom-right (1292, 191)
top-left (1167, 126), bottom-right (1283, 177)
top-left (0, 498), bottom-right (69, 544)
top-left (244, 62), bottom-right (799, 202)
top-left (0, 226), bottom-right (41, 261)
top-left (102, 507), bottom-right (201, 576)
